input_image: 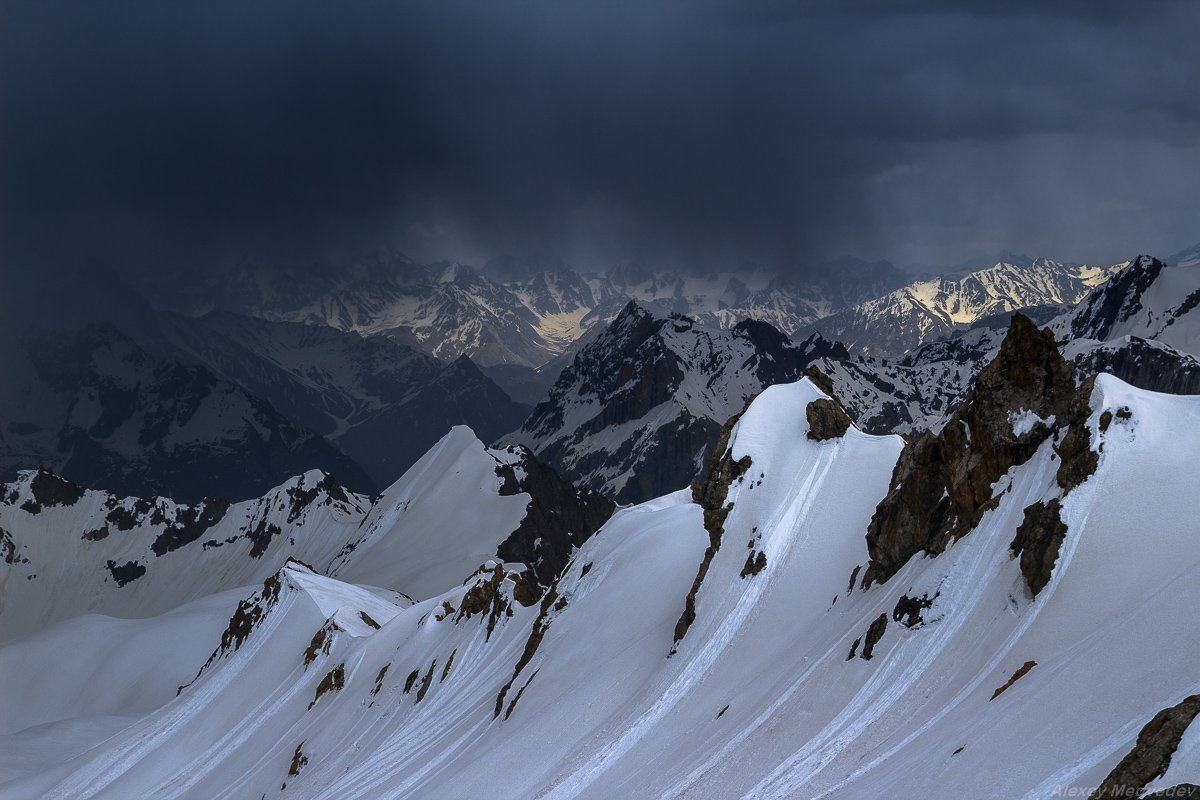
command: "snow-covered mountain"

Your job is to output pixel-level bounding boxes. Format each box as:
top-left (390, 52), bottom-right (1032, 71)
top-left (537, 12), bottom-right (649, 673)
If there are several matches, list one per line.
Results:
top-left (0, 426), bottom-right (611, 643)
top-left (500, 302), bottom-right (978, 503)
top-left (157, 311), bottom-right (528, 489)
top-left (167, 250), bottom-right (910, 370)
top-left (3, 317), bottom-right (1198, 798)
top-left (499, 303), bottom-right (825, 503)
top-left (500, 253), bottom-right (1200, 504)
top-left (0, 322), bottom-right (374, 502)
top-left (809, 257), bottom-right (1128, 356)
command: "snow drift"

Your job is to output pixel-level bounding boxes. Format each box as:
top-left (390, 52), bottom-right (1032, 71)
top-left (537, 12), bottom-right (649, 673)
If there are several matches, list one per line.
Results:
top-left (3, 313), bottom-right (1198, 798)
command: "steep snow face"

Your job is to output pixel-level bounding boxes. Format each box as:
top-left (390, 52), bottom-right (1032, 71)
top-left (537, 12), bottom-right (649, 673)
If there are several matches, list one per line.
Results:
top-left (0, 427), bottom-right (610, 642)
top-left (7, 374), bottom-right (1195, 799)
top-left (810, 258), bottom-right (1128, 356)
top-left (329, 426), bottom-right (531, 599)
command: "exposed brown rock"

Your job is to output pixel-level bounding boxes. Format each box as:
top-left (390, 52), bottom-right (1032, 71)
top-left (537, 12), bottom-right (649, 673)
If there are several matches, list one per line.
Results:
top-left (19, 469), bottom-right (85, 514)
top-left (1011, 500), bottom-right (1068, 596)
top-left (892, 592), bottom-right (936, 628)
top-left (803, 364), bottom-right (838, 399)
top-left (2, 527), bottom-right (29, 564)
top-left (494, 447), bottom-right (615, 598)
top-left (309, 663), bottom-right (346, 709)
top-left (370, 664), bottom-right (388, 697)
top-left (862, 314), bottom-right (1077, 587)
top-left (105, 559), bottom-right (146, 587)
top-left (1092, 695), bottom-right (1200, 799)
top-left (495, 584), bottom-right (562, 718)
top-left (178, 572), bottom-right (283, 695)
top-left (1055, 375), bottom-right (1100, 494)
top-left (672, 395), bottom-right (755, 648)
top-left (990, 660), bottom-right (1037, 700)
top-left (861, 613), bottom-right (888, 660)
top-left (302, 623), bottom-right (333, 668)
top-left (740, 550), bottom-right (767, 578)
top-left (288, 742), bottom-right (308, 777)
top-left (504, 668), bottom-right (540, 720)
top-left (149, 498), bottom-right (231, 557)
top-left (414, 660), bottom-right (436, 703)
top-left (806, 398), bottom-right (852, 441)
top-left (456, 564), bottom-right (515, 640)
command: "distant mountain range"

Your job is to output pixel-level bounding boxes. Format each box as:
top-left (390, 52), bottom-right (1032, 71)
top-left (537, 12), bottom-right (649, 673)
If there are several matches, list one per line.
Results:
top-left (804, 258), bottom-right (1126, 356)
top-left (0, 286), bottom-right (529, 499)
top-left (502, 254), bottom-right (1200, 503)
top-left (158, 247), bottom-right (1193, 374)
top-left (4, 244), bottom-right (1195, 504)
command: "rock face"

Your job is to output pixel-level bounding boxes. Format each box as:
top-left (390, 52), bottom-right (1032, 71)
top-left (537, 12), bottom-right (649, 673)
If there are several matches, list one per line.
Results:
top-left (862, 314), bottom-right (1078, 587)
top-left (1069, 256), bottom-right (1166, 343)
top-left (1071, 337), bottom-right (1200, 396)
top-left (673, 397), bottom-right (754, 648)
top-left (1091, 695), bottom-right (1200, 799)
top-left (493, 447), bottom-right (615, 595)
top-left (504, 303), bottom-right (785, 503)
top-left (806, 398), bottom-right (852, 441)
top-left (1009, 500), bottom-right (1067, 596)
top-left (502, 302), bottom-right (947, 503)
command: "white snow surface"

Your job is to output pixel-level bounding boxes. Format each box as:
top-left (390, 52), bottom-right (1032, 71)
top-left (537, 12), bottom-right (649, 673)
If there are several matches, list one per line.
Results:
top-left (0, 426), bottom-right (531, 641)
top-left (1, 375), bottom-right (1198, 798)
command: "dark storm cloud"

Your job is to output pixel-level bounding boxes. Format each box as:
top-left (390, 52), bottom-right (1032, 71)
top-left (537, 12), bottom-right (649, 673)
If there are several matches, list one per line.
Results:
top-left (1, 1), bottom-right (1198, 280)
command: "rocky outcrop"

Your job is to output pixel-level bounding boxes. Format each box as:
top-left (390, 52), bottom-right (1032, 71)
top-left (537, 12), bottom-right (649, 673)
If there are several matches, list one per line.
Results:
top-left (1069, 256), bottom-right (1165, 343)
top-left (18, 469), bottom-right (85, 513)
top-left (672, 397), bottom-right (755, 649)
top-left (1055, 375), bottom-right (1101, 493)
top-left (806, 399), bottom-right (852, 441)
top-left (1072, 338), bottom-right (1200, 396)
top-left (493, 447), bottom-right (614, 597)
top-left (1009, 500), bottom-right (1067, 596)
top-left (861, 613), bottom-right (888, 660)
top-left (990, 660), bottom-right (1037, 701)
top-left (862, 314), bottom-right (1077, 587)
top-left (892, 592), bottom-right (936, 628)
top-left (1091, 695), bottom-right (1200, 799)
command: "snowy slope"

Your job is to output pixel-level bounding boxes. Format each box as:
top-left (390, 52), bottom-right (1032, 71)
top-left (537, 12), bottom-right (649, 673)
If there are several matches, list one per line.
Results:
top-left (0, 427), bottom-right (610, 642)
top-left (5, 356), bottom-right (1197, 798)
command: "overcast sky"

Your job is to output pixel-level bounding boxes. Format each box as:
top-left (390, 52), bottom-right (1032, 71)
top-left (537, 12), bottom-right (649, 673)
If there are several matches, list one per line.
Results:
top-left (2, 0), bottom-right (1198, 280)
